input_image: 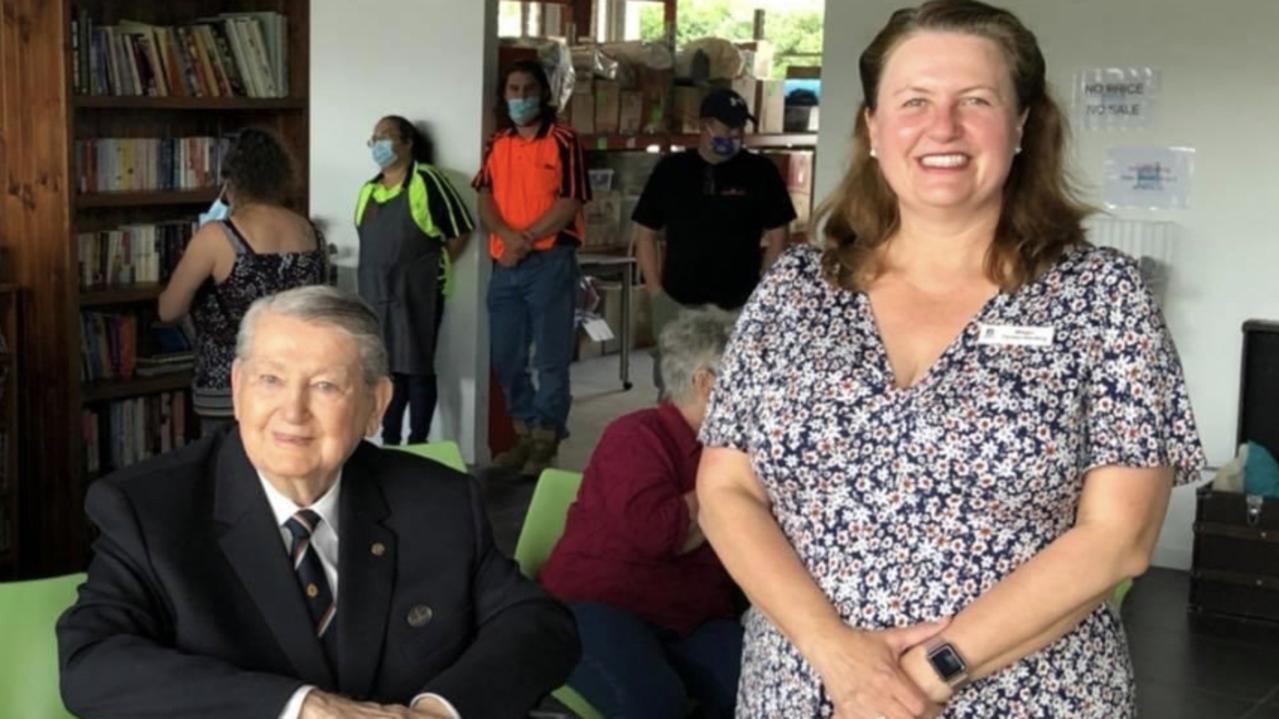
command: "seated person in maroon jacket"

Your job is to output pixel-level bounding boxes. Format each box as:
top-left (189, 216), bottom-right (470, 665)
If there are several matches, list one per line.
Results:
top-left (540, 307), bottom-right (743, 718)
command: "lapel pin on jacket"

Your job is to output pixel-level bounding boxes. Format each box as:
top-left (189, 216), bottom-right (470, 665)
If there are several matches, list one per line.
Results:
top-left (407, 605), bottom-right (433, 627)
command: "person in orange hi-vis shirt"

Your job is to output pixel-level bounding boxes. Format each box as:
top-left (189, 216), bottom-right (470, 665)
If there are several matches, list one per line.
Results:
top-left (473, 59), bottom-right (590, 477)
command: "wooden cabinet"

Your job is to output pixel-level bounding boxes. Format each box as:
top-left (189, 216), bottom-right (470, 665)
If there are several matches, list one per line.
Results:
top-left (0, 0), bottom-right (310, 577)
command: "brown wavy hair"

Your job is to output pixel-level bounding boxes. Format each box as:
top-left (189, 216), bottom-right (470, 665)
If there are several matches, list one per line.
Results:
top-left (816, 0), bottom-right (1091, 292)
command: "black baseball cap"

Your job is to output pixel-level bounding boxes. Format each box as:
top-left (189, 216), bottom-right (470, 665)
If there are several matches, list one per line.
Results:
top-left (700, 88), bottom-right (755, 129)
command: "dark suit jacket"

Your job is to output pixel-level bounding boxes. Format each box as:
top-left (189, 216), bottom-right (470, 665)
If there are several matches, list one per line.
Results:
top-left (57, 428), bottom-right (580, 718)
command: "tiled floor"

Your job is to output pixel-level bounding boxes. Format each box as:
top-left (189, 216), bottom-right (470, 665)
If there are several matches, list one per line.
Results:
top-left (1125, 569), bottom-right (1279, 718)
top-left (482, 353), bottom-right (1278, 718)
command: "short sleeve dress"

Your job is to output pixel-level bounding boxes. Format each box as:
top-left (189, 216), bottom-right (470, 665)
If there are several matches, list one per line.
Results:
top-left (699, 244), bottom-right (1206, 717)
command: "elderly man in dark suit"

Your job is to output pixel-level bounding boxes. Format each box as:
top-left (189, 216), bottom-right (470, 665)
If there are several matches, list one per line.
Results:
top-left (58, 285), bottom-right (579, 719)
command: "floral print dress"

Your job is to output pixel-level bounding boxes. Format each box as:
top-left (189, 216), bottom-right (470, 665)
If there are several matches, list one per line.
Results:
top-left (700, 244), bottom-right (1205, 717)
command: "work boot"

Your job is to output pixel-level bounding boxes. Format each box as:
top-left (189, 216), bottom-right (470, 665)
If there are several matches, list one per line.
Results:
top-left (520, 426), bottom-right (560, 478)
top-left (492, 421), bottom-right (532, 472)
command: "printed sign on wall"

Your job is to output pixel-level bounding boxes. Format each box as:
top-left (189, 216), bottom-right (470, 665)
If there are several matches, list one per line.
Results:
top-left (1075, 67), bottom-right (1160, 130)
top-left (1103, 146), bottom-right (1195, 210)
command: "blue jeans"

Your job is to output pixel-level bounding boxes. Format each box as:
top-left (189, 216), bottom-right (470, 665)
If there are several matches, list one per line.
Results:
top-left (566, 601), bottom-right (743, 719)
top-left (488, 246), bottom-right (578, 437)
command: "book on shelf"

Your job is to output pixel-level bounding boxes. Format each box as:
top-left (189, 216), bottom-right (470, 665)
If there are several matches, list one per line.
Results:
top-left (75, 136), bottom-right (227, 194)
top-left (71, 8), bottom-right (289, 98)
top-left (78, 220), bottom-right (195, 288)
top-left (82, 313), bottom-right (198, 382)
top-left (81, 312), bottom-right (138, 382)
top-left (83, 391), bottom-right (191, 475)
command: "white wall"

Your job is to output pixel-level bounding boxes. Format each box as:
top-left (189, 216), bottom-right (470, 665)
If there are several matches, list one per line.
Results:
top-left (818, 0), bottom-right (1279, 568)
top-left (311, 0), bottom-right (497, 463)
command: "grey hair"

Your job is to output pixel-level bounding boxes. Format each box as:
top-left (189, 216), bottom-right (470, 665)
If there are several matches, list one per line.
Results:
top-left (659, 306), bottom-right (739, 404)
top-left (236, 285), bottom-right (389, 386)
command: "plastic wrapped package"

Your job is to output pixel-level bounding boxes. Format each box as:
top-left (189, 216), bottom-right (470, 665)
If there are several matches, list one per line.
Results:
top-left (675, 38), bottom-right (744, 80)
top-left (570, 44), bottom-right (620, 81)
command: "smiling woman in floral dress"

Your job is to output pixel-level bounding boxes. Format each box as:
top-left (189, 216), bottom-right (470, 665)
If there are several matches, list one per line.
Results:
top-left (695, 2), bottom-right (1206, 718)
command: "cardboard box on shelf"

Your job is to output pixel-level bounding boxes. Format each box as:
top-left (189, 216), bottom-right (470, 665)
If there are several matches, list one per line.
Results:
top-left (594, 80), bottom-right (621, 134)
top-left (571, 90), bottom-right (595, 134)
top-left (637, 67), bottom-right (673, 133)
top-left (784, 150), bottom-right (814, 193)
top-left (762, 150), bottom-right (815, 195)
top-left (583, 190), bottom-right (623, 249)
top-left (735, 40), bottom-right (775, 81)
top-left (755, 79), bottom-right (786, 134)
top-left (673, 86), bottom-right (707, 133)
top-left (619, 91), bottom-right (645, 134)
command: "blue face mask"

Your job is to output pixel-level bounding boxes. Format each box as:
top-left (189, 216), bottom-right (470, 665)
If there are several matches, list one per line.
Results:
top-left (371, 139), bottom-right (397, 169)
top-left (710, 135), bottom-right (742, 158)
top-left (507, 97), bottom-right (542, 125)
top-left (198, 195), bottom-right (230, 226)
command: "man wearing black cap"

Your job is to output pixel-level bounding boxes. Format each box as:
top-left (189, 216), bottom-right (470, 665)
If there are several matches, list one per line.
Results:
top-left (632, 87), bottom-right (796, 393)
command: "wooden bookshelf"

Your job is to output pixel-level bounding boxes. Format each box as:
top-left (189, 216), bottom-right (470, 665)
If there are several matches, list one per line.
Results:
top-left (76, 188), bottom-right (221, 209)
top-left (0, 0), bottom-right (310, 577)
top-left (74, 96), bottom-right (306, 111)
top-left (80, 283), bottom-right (166, 307)
top-left (0, 288), bottom-right (20, 578)
top-left (82, 372), bottom-right (194, 403)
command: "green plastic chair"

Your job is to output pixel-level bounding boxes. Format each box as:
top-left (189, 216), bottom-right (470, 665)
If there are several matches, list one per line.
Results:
top-left (513, 468), bottom-right (584, 580)
top-left (392, 440), bottom-right (466, 472)
top-left (0, 572), bottom-right (85, 719)
top-left (512, 469), bottom-right (603, 719)
top-left (1110, 577), bottom-right (1134, 612)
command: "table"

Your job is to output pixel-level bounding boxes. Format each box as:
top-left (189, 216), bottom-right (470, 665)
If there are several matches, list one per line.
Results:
top-left (577, 253), bottom-right (638, 391)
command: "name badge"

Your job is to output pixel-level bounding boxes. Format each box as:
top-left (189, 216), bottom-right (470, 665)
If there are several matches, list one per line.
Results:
top-left (976, 323), bottom-right (1055, 347)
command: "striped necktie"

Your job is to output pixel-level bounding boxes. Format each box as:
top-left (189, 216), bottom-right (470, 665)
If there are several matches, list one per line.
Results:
top-left (283, 509), bottom-right (336, 639)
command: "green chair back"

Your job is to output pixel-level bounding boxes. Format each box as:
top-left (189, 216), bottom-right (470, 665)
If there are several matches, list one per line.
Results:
top-left (509, 469), bottom-right (602, 719)
top-left (392, 440), bottom-right (466, 472)
top-left (513, 468), bottom-right (584, 579)
top-left (0, 573), bottom-right (85, 718)
top-left (1110, 577), bottom-right (1134, 612)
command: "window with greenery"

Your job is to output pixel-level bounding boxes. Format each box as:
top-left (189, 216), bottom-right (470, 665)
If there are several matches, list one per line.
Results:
top-left (636, 0), bottom-right (823, 78)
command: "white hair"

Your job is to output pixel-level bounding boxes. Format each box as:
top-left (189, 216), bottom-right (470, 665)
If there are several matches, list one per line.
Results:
top-left (659, 306), bottom-right (739, 404)
top-left (236, 285), bottom-right (388, 385)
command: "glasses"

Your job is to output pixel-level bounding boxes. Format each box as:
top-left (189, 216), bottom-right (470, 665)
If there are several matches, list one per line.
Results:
top-left (366, 136), bottom-right (399, 148)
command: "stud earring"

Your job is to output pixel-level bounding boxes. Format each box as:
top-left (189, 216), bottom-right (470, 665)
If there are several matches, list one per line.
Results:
top-left (869, 147), bottom-right (878, 158)
top-left (1014, 146), bottom-right (1023, 155)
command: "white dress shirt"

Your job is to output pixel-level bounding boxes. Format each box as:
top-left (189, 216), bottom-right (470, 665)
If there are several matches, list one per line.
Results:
top-left (257, 473), bottom-right (461, 719)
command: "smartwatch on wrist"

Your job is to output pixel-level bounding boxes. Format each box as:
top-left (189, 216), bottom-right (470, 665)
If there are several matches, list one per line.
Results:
top-left (924, 638), bottom-right (969, 688)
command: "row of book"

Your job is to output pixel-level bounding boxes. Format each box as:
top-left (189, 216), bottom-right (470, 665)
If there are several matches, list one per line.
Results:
top-left (78, 221), bottom-right (195, 289)
top-left (81, 313), bottom-right (196, 383)
top-left (76, 136), bottom-right (227, 194)
top-left (70, 10), bottom-right (290, 98)
top-left (83, 393), bottom-right (192, 476)
top-left (81, 312), bottom-right (138, 382)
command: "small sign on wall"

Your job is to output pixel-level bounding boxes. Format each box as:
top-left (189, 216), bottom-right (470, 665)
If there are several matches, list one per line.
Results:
top-left (1103, 146), bottom-right (1195, 210)
top-left (1074, 67), bottom-right (1160, 130)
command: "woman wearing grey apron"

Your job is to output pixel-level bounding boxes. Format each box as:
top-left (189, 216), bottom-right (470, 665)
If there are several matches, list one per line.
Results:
top-left (356, 116), bottom-right (474, 445)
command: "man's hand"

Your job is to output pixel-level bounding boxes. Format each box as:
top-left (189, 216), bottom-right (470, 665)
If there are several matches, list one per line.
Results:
top-left (299, 690), bottom-right (417, 719)
top-left (496, 228), bottom-right (531, 268)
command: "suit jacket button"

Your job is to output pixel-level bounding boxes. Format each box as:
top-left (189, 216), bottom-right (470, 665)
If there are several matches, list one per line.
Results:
top-left (371, 542), bottom-right (386, 557)
top-left (408, 605), bottom-right (433, 627)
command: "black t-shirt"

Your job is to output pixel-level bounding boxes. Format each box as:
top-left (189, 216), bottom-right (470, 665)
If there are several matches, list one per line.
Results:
top-left (631, 149), bottom-right (797, 309)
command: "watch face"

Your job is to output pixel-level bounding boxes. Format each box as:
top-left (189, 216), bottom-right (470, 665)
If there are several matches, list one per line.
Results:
top-left (928, 644), bottom-right (968, 680)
